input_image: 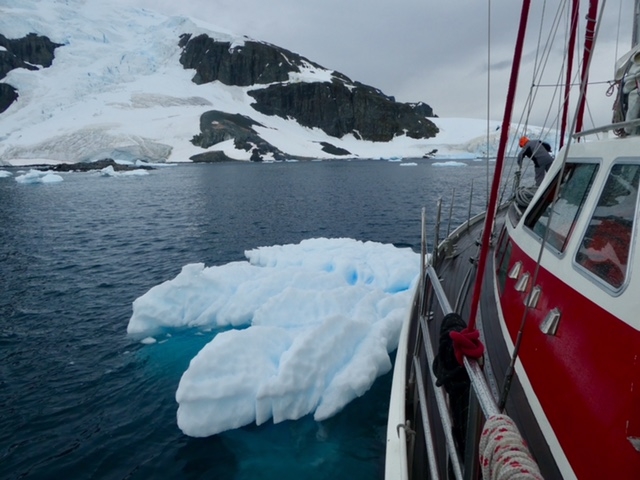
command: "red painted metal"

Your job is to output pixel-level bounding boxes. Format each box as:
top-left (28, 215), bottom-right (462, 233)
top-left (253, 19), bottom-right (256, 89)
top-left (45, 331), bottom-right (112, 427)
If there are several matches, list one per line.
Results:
top-left (576, 0), bottom-right (599, 135)
top-left (467, 0), bottom-right (532, 331)
top-left (560, 0), bottom-right (580, 148)
top-left (498, 239), bottom-right (640, 479)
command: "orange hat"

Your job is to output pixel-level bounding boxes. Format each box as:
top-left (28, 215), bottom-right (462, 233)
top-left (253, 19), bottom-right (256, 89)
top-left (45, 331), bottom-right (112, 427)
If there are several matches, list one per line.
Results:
top-left (519, 136), bottom-right (529, 148)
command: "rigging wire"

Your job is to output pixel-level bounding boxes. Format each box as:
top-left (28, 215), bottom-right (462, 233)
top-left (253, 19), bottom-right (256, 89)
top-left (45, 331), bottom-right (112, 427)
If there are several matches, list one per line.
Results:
top-left (576, 1), bottom-right (600, 133)
top-left (466, 0), bottom-right (532, 334)
top-left (498, 0), bottom-right (608, 411)
top-left (528, 1), bottom-right (569, 134)
top-left (518, 0), bottom-right (569, 136)
top-left (497, 0), bottom-right (614, 203)
top-left (523, 0), bottom-right (551, 128)
top-left (601, 0), bottom-right (624, 135)
top-left (486, 0), bottom-right (492, 210)
top-left (554, 6), bottom-right (572, 151)
top-left (497, 0), bottom-right (568, 205)
top-left (534, 79), bottom-right (616, 86)
top-left (614, 0), bottom-right (622, 61)
top-left (560, 0), bottom-right (580, 147)
top-left (498, 9), bottom-right (551, 203)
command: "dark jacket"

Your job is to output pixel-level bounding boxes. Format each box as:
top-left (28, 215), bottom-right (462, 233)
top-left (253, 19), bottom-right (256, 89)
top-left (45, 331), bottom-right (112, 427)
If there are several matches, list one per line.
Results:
top-left (517, 139), bottom-right (554, 186)
top-left (517, 140), bottom-right (554, 169)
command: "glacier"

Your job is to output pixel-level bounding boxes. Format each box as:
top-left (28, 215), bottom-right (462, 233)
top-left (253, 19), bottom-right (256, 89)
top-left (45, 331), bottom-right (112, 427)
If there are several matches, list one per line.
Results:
top-left (0, 0), bottom-right (548, 166)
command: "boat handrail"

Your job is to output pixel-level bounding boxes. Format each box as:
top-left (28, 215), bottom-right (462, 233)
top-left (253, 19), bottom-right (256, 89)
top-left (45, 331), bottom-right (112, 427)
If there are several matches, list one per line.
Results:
top-left (416, 311), bottom-right (464, 479)
top-left (424, 264), bottom-right (501, 418)
top-left (573, 118), bottom-right (640, 137)
top-left (410, 208), bottom-right (509, 480)
top-left (412, 209), bottom-right (500, 480)
top-left (425, 265), bottom-right (453, 313)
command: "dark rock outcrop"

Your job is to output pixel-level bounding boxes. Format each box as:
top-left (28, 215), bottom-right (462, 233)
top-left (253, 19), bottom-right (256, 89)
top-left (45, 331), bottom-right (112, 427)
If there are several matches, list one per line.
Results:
top-left (190, 110), bottom-right (290, 162)
top-left (179, 33), bottom-right (324, 86)
top-left (0, 33), bottom-right (63, 114)
top-left (0, 84), bottom-right (18, 114)
top-left (0, 33), bottom-right (61, 69)
top-left (319, 142), bottom-right (351, 156)
top-left (41, 158), bottom-right (154, 172)
top-left (410, 101), bottom-right (437, 118)
top-left (249, 81), bottom-right (437, 142)
top-left (191, 110), bottom-right (264, 147)
top-left (179, 34), bottom-right (438, 150)
top-left (190, 150), bottom-right (236, 163)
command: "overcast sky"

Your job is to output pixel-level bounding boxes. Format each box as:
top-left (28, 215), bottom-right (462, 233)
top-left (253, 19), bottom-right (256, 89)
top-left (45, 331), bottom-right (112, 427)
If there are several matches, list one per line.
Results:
top-left (117, 0), bottom-right (635, 129)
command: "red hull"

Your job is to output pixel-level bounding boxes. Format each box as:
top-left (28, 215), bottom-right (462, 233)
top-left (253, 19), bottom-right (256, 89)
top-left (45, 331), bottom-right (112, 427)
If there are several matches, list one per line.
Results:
top-left (500, 239), bottom-right (640, 478)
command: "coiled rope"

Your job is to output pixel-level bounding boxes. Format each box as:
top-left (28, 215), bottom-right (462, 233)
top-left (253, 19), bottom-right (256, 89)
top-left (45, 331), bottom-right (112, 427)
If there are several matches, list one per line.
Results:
top-left (479, 414), bottom-right (543, 480)
top-left (514, 186), bottom-right (537, 208)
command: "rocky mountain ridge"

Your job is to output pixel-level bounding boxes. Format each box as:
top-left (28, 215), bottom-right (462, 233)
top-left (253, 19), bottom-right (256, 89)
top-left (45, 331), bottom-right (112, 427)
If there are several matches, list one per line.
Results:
top-left (0, 3), bottom-right (438, 164)
top-left (0, 33), bottom-right (62, 114)
top-left (181, 33), bottom-right (438, 161)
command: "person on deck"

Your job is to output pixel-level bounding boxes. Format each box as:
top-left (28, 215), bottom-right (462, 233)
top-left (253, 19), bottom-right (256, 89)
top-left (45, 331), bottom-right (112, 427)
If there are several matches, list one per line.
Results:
top-left (622, 50), bottom-right (640, 134)
top-left (517, 136), bottom-right (554, 186)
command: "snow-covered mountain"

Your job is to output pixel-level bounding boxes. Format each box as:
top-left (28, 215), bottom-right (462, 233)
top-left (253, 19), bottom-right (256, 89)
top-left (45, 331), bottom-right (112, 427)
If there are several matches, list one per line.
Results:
top-left (0, 0), bottom-right (547, 166)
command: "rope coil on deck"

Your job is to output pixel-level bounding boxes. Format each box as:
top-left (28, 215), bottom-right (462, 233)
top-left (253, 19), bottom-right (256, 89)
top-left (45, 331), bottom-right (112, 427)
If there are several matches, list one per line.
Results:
top-left (514, 186), bottom-right (537, 208)
top-left (479, 414), bottom-right (543, 480)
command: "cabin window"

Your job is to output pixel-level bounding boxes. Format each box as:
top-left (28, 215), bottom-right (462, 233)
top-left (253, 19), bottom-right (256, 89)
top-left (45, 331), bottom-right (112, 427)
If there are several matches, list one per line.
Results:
top-left (525, 162), bottom-right (599, 252)
top-left (575, 163), bottom-right (640, 289)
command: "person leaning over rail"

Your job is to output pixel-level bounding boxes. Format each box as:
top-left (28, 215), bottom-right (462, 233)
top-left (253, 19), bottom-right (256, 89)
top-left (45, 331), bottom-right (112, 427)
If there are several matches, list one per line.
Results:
top-left (622, 50), bottom-right (640, 134)
top-left (517, 136), bottom-right (554, 187)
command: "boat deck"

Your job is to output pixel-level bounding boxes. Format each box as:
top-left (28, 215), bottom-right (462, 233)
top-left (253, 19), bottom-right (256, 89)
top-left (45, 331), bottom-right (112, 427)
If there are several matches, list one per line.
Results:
top-left (402, 207), bottom-right (562, 478)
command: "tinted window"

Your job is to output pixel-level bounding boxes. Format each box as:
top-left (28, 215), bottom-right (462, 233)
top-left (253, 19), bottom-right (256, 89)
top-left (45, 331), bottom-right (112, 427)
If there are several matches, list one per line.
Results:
top-left (576, 163), bottom-right (640, 288)
top-left (525, 163), bottom-right (599, 252)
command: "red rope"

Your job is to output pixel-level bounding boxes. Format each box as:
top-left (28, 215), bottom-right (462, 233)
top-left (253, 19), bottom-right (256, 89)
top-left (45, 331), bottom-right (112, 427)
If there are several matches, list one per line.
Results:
top-left (450, 328), bottom-right (485, 365)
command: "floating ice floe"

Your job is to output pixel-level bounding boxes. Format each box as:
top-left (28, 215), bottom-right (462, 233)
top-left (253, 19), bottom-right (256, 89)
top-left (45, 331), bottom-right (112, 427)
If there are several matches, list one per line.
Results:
top-left (432, 161), bottom-right (467, 167)
top-left (15, 169), bottom-right (63, 183)
top-left (128, 237), bottom-right (420, 437)
top-left (100, 165), bottom-right (149, 177)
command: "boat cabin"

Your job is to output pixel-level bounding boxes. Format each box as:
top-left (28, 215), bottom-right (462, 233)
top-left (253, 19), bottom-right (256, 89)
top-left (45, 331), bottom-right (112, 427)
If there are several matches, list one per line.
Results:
top-left (495, 134), bottom-right (640, 477)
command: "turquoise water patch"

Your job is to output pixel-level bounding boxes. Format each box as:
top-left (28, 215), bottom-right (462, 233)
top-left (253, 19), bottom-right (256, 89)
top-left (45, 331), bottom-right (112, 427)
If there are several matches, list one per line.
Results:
top-left (135, 328), bottom-right (222, 377)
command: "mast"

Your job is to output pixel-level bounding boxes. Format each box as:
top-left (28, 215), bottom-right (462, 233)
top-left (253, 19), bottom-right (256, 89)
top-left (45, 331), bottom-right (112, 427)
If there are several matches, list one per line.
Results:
top-left (466, 0), bottom-right (532, 332)
top-left (560, 0), bottom-right (580, 148)
top-left (575, 0), bottom-right (599, 135)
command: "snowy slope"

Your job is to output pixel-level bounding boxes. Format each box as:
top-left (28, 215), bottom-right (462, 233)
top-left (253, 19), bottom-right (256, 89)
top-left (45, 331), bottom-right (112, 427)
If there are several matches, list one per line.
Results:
top-left (0, 0), bottom-right (551, 166)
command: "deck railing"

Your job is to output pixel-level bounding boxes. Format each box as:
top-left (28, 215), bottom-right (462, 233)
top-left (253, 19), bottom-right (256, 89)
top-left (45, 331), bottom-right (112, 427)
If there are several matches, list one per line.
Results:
top-left (573, 118), bottom-right (640, 137)
top-left (410, 207), bottom-right (501, 480)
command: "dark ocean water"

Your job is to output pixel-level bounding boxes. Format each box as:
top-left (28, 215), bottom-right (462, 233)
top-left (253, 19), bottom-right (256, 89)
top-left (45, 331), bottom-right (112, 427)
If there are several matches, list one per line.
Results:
top-left (0, 159), bottom-right (494, 480)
